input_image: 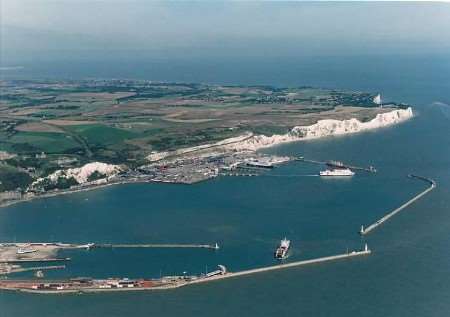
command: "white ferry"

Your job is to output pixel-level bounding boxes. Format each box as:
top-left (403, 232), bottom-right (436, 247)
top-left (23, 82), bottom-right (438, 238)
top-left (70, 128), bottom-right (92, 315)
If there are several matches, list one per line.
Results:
top-left (320, 168), bottom-right (354, 177)
top-left (274, 238), bottom-right (290, 259)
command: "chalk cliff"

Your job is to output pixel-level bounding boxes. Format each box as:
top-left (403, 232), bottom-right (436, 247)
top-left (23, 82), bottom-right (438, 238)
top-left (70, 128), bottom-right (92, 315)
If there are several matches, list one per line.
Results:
top-left (226, 107), bottom-right (413, 151)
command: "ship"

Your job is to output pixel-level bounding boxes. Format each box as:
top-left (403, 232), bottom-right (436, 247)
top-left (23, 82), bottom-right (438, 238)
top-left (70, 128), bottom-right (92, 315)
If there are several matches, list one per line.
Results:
top-left (274, 238), bottom-right (290, 259)
top-left (246, 161), bottom-right (274, 169)
top-left (320, 168), bottom-right (354, 177)
top-left (326, 160), bottom-right (345, 168)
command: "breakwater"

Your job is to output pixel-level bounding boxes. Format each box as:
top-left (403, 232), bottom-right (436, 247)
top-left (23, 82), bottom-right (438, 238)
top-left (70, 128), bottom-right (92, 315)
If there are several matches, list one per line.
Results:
top-left (360, 175), bottom-right (436, 235)
top-left (5, 265), bottom-right (66, 275)
top-left (94, 243), bottom-right (220, 250)
top-left (188, 246), bottom-right (371, 286)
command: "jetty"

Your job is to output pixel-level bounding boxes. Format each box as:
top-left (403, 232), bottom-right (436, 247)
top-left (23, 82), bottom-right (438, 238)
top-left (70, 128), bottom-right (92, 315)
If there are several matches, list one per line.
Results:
top-left (0, 257), bottom-right (71, 264)
top-left (360, 175), bottom-right (436, 235)
top-left (94, 243), bottom-right (220, 250)
top-left (295, 157), bottom-right (377, 173)
top-left (0, 265), bottom-right (66, 275)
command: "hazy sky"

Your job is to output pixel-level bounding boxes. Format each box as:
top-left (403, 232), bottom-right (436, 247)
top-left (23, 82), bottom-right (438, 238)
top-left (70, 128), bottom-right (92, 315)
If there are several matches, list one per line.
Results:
top-left (2, 1), bottom-right (450, 63)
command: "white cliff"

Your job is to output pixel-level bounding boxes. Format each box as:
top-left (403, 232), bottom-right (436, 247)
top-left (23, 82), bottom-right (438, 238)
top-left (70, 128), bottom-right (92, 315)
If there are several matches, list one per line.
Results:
top-left (226, 107), bottom-right (413, 151)
top-left (32, 162), bottom-right (123, 187)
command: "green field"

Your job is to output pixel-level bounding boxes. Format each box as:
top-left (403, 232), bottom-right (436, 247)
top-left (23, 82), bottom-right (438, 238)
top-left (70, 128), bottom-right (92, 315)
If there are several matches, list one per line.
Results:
top-left (2, 132), bottom-right (82, 154)
top-left (66, 124), bottom-right (136, 147)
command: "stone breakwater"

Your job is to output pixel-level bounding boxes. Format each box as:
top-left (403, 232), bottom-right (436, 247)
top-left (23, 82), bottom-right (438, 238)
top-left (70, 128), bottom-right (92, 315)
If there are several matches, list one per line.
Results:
top-left (226, 107), bottom-right (413, 151)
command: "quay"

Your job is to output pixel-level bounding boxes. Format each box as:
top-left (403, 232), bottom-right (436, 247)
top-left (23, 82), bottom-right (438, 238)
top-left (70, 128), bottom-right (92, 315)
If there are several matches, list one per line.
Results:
top-left (360, 175), bottom-right (436, 235)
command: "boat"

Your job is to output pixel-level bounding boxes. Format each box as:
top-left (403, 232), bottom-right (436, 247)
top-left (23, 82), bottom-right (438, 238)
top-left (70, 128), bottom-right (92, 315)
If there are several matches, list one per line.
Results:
top-left (246, 161), bottom-right (274, 169)
top-left (326, 160), bottom-right (345, 168)
top-left (17, 248), bottom-right (37, 254)
top-left (274, 238), bottom-right (290, 259)
top-left (320, 168), bottom-right (354, 177)
top-left (80, 243), bottom-right (95, 250)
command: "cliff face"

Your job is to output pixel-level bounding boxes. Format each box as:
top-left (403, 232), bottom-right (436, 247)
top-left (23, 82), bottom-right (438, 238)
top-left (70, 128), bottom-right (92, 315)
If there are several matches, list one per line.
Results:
top-left (228, 107), bottom-right (413, 151)
top-left (32, 162), bottom-right (123, 188)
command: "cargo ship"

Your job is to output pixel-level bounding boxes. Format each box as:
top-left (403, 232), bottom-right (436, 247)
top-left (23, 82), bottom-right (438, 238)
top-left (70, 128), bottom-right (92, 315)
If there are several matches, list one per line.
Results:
top-left (320, 168), bottom-right (354, 177)
top-left (274, 238), bottom-right (290, 259)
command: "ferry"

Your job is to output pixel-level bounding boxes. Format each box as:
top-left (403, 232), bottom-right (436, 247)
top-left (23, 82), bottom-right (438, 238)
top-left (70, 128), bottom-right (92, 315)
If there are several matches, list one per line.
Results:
top-left (320, 168), bottom-right (354, 177)
top-left (246, 161), bottom-right (274, 169)
top-left (274, 238), bottom-right (290, 259)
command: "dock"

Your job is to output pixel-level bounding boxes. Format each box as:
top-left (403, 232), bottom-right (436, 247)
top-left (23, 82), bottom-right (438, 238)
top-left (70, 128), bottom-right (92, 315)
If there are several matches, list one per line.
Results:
top-left (360, 175), bottom-right (436, 235)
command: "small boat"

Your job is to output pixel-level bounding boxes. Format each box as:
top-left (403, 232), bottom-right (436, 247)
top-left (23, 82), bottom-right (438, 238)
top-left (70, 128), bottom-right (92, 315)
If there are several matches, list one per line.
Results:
top-left (274, 238), bottom-right (290, 259)
top-left (17, 248), bottom-right (37, 254)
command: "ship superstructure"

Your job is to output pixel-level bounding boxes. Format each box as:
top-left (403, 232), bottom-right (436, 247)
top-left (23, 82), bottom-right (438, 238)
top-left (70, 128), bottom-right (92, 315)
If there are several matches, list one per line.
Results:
top-left (274, 238), bottom-right (290, 259)
top-left (320, 168), bottom-right (354, 177)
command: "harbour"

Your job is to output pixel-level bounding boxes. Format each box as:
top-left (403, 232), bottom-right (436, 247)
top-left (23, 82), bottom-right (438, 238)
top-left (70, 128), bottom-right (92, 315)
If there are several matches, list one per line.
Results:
top-left (1, 45), bottom-right (449, 316)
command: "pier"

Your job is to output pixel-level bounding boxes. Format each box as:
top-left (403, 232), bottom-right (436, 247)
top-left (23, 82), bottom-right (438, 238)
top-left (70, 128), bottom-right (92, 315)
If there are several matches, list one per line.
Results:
top-left (295, 157), bottom-right (377, 173)
top-left (94, 243), bottom-right (220, 250)
top-left (360, 175), bottom-right (436, 235)
top-left (0, 257), bottom-right (71, 264)
top-left (1, 265), bottom-right (66, 275)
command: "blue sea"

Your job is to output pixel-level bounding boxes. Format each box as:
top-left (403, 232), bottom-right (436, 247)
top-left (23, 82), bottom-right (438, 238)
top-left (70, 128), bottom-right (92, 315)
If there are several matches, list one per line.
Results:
top-left (1, 2), bottom-right (450, 316)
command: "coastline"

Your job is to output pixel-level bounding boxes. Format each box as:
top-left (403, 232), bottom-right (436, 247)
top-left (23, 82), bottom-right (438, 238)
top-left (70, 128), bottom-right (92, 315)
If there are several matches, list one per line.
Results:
top-left (224, 107), bottom-right (413, 151)
top-left (0, 107), bottom-right (413, 210)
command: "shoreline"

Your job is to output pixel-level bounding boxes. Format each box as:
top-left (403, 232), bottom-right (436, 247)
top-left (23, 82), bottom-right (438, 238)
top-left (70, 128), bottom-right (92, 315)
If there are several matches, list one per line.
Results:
top-left (0, 107), bottom-right (413, 210)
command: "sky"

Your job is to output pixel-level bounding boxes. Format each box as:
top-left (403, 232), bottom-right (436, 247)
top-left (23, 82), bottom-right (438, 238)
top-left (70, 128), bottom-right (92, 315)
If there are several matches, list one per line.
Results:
top-left (2, 0), bottom-right (450, 64)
